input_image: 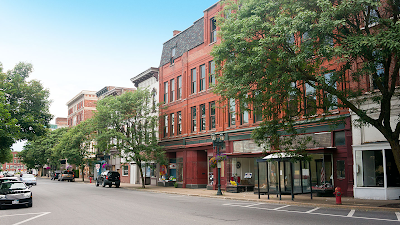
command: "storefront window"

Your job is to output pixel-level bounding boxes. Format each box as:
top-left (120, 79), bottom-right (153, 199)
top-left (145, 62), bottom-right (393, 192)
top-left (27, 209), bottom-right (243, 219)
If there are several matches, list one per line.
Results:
top-left (122, 165), bottom-right (129, 176)
top-left (141, 163), bottom-right (156, 177)
top-left (355, 150), bottom-right (384, 187)
top-left (310, 154), bottom-right (333, 190)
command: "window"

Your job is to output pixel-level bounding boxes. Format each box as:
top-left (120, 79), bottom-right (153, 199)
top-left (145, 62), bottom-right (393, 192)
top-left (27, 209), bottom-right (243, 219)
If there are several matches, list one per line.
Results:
top-left (336, 160), bottom-right (345, 179)
top-left (241, 110), bottom-right (249, 125)
top-left (122, 165), bottom-right (129, 176)
top-left (210, 18), bottom-right (217, 43)
top-left (171, 47), bottom-right (176, 64)
top-left (191, 106), bottom-right (197, 132)
top-left (209, 101), bottom-right (216, 129)
top-left (288, 82), bottom-right (299, 116)
top-left (324, 72), bottom-right (338, 110)
top-left (170, 79), bottom-right (175, 102)
top-left (177, 111), bottom-right (182, 135)
top-left (229, 99), bottom-right (236, 126)
top-left (199, 64), bottom-right (205, 92)
top-left (209, 60), bottom-right (215, 87)
top-left (164, 115), bottom-right (168, 137)
top-left (200, 104), bottom-right (206, 131)
top-left (355, 150), bottom-right (383, 187)
top-left (164, 82), bottom-right (168, 104)
top-left (177, 76), bottom-right (182, 99)
top-left (304, 83), bottom-right (316, 115)
top-left (334, 131), bottom-right (346, 146)
top-left (373, 63), bottom-right (384, 90)
top-left (170, 113), bottom-right (175, 136)
top-left (191, 68), bottom-right (197, 94)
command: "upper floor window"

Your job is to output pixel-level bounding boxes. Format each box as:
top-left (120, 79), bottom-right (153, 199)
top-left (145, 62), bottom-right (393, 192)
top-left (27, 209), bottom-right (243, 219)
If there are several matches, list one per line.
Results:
top-left (171, 47), bottom-right (176, 64)
top-left (324, 72), bottom-right (338, 111)
top-left (191, 106), bottom-right (197, 132)
top-left (164, 82), bottom-right (168, 104)
top-left (210, 18), bottom-right (217, 43)
top-left (241, 109), bottom-right (249, 125)
top-left (229, 99), bottom-right (236, 126)
top-left (199, 64), bottom-right (206, 92)
top-left (209, 101), bottom-right (216, 129)
top-left (209, 61), bottom-right (215, 87)
top-left (288, 82), bottom-right (299, 116)
top-left (191, 68), bottom-right (197, 94)
top-left (177, 76), bottom-right (182, 99)
top-left (170, 79), bottom-right (175, 102)
top-left (304, 83), bottom-right (316, 115)
top-left (177, 111), bottom-right (182, 135)
top-left (164, 115), bottom-right (168, 137)
top-left (200, 104), bottom-right (206, 131)
top-left (170, 113), bottom-right (175, 136)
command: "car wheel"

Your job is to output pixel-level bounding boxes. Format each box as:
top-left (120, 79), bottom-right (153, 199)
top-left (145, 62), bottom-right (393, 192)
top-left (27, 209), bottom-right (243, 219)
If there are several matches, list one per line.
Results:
top-left (109, 184), bottom-right (112, 188)
top-left (0, 204), bottom-right (4, 210)
top-left (96, 181), bottom-right (99, 187)
top-left (102, 181), bottom-right (106, 187)
top-left (28, 201), bottom-right (32, 207)
top-left (116, 184), bottom-right (120, 188)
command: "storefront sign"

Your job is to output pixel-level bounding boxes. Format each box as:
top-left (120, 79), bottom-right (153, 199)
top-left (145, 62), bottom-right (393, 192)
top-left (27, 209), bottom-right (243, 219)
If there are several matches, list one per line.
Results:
top-left (233, 140), bottom-right (265, 153)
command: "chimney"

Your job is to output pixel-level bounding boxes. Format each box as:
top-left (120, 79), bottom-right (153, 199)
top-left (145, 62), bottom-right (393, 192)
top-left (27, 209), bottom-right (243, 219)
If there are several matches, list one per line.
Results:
top-left (173, 30), bottom-right (181, 37)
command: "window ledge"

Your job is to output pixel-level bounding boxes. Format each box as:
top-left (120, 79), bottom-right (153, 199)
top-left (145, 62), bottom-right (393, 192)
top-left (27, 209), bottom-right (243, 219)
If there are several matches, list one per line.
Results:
top-left (209, 41), bottom-right (217, 46)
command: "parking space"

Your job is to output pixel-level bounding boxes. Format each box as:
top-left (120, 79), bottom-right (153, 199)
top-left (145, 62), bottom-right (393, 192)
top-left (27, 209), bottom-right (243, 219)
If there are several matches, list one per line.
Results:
top-left (223, 201), bottom-right (400, 223)
top-left (0, 212), bottom-right (50, 225)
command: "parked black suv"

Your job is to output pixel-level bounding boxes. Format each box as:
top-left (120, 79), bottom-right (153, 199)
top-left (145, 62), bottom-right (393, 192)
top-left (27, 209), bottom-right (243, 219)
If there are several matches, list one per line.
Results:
top-left (96, 171), bottom-right (120, 188)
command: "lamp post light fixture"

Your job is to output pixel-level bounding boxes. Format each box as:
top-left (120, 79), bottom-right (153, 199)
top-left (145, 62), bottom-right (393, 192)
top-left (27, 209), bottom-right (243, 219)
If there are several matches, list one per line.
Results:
top-left (211, 133), bottom-right (225, 195)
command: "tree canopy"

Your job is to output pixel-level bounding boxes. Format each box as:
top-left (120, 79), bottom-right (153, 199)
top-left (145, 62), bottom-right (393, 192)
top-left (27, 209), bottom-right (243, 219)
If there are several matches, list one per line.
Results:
top-left (93, 89), bottom-right (166, 188)
top-left (0, 62), bottom-right (52, 163)
top-left (212, 0), bottom-right (400, 170)
top-left (19, 128), bottom-right (69, 170)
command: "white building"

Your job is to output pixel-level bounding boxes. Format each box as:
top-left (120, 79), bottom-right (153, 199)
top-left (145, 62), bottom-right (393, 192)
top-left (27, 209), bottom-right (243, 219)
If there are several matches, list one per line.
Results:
top-left (351, 93), bottom-right (400, 200)
top-left (127, 67), bottom-right (159, 185)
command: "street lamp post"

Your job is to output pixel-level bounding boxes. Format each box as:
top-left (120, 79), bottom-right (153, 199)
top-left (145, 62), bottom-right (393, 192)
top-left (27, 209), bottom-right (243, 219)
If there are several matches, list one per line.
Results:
top-left (211, 133), bottom-right (225, 196)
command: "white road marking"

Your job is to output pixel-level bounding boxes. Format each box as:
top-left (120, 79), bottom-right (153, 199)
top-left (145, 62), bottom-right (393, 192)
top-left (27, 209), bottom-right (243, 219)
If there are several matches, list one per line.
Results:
top-left (12, 212), bottom-right (51, 225)
top-left (347, 209), bottom-right (355, 217)
top-left (225, 203), bottom-right (400, 222)
top-left (244, 203), bottom-right (264, 208)
top-left (0, 212), bottom-right (48, 218)
top-left (273, 205), bottom-right (290, 210)
top-left (396, 212), bottom-right (400, 221)
top-left (305, 207), bottom-right (320, 213)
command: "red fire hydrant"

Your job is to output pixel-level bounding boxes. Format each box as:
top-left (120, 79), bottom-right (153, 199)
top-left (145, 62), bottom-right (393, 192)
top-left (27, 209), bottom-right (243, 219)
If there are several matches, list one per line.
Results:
top-left (90, 177), bottom-right (92, 183)
top-left (334, 187), bottom-right (342, 205)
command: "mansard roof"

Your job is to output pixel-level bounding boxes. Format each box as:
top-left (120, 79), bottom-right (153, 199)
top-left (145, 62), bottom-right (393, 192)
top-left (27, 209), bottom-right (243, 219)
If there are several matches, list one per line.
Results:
top-left (159, 17), bottom-right (204, 67)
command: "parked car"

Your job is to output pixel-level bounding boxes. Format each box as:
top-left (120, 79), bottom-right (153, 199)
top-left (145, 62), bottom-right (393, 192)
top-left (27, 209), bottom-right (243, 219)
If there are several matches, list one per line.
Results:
top-left (0, 181), bottom-right (32, 209)
top-left (58, 170), bottom-right (75, 182)
top-left (51, 171), bottom-right (61, 180)
top-left (5, 171), bottom-right (15, 177)
top-left (20, 174), bottom-right (37, 186)
top-left (96, 171), bottom-right (120, 188)
top-left (0, 177), bottom-right (20, 186)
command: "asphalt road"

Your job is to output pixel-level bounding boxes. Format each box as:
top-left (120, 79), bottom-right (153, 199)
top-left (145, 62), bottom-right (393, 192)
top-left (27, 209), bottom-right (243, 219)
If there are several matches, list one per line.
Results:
top-left (0, 178), bottom-right (399, 225)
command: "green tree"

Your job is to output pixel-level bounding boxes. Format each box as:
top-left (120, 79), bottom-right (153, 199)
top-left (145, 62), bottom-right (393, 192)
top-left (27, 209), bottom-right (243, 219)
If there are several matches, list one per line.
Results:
top-left (19, 128), bottom-right (69, 172)
top-left (212, 0), bottom-right (400, 170)
top-left (93, 89), bottom-right (166, 188)
top-left (55, 120), bottom-right (95, 182)
top-left (0, 62), bottom-right (53, 163)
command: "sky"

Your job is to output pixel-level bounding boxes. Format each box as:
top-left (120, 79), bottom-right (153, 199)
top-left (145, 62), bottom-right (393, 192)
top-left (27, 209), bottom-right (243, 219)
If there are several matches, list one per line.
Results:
top-left (0, 0), bottom-right (219, 151)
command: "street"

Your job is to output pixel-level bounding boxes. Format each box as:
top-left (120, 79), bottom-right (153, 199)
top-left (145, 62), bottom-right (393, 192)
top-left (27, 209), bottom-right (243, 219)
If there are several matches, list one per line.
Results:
top-left (0, 178), bottom-right (399, 225)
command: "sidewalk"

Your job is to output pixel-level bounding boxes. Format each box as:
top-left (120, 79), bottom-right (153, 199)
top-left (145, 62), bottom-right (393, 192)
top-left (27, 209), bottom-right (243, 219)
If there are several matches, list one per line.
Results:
top-left (74, 178), bottom-right (400, 212)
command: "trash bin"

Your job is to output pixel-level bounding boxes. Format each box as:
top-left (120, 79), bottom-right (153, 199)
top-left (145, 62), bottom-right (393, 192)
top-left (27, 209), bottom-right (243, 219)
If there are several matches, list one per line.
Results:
top-left (145, 177), bottom-right (151, 185)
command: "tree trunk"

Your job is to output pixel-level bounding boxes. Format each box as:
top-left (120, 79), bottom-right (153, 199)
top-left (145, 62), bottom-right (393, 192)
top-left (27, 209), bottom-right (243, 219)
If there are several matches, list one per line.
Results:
top-left (389, 140), bottom-right (400, 175)
top-left (138, 165), bottom-right (145, 188)
top-left (81, 165), bottom-right (85, 182)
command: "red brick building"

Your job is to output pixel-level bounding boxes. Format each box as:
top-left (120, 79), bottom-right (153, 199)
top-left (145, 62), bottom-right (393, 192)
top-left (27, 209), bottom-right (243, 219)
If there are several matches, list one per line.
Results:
top-left (1, 152), bottom-right (27, 174)
top-left (159, 1), bottom-right (354, 196)
top-left (66, 90), bottom-right (98, 127)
